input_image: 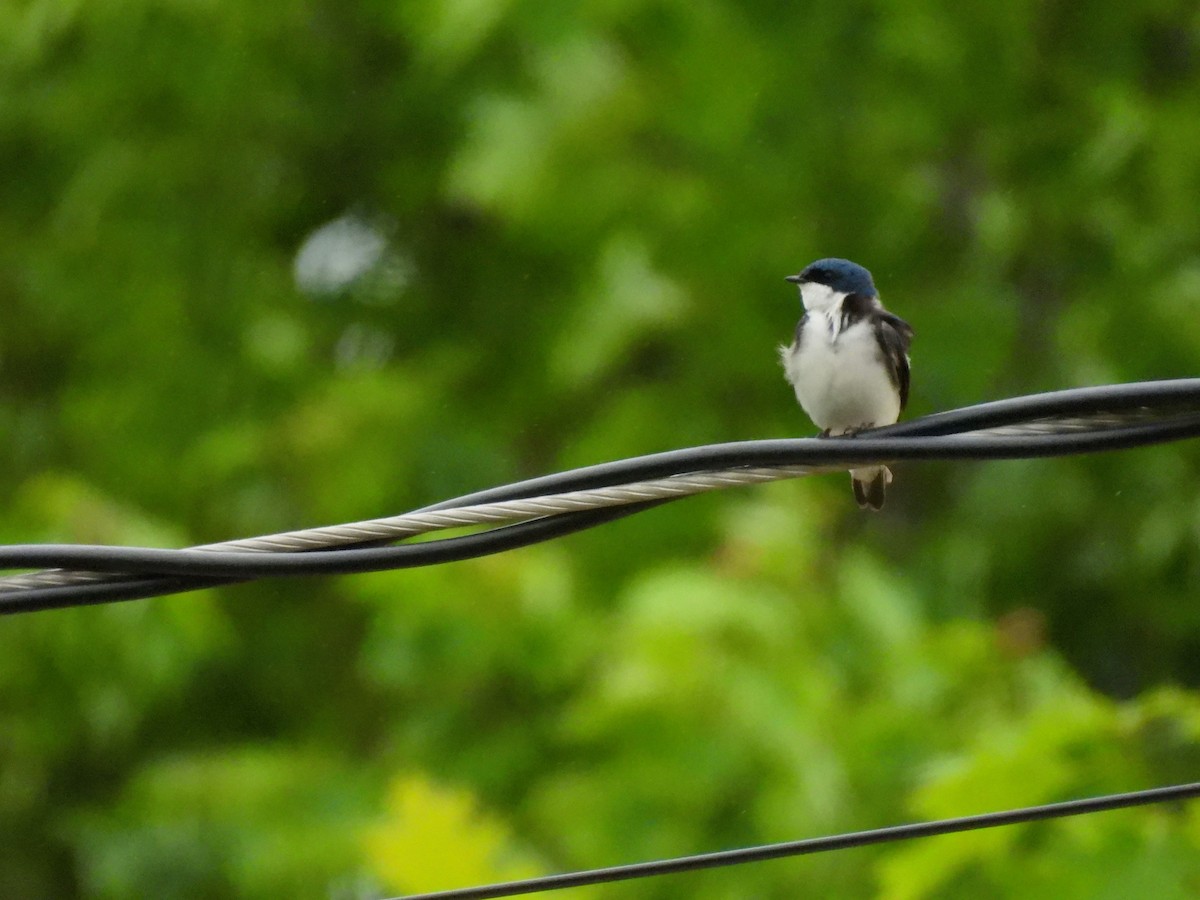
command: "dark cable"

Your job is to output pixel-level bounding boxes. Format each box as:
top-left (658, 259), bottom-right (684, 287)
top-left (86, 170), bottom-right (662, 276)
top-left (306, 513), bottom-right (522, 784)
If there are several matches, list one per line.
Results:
top-left (394, 781), bottom-right (1200, 900)
top-left (3, 380), bottom-right (1200, 613)
top-left (0, 420), bottom-right (1197, 581)
top-left (418, 378), bottom-right (1200, 509)
top-left (0, 500), bottom-right (667, 616)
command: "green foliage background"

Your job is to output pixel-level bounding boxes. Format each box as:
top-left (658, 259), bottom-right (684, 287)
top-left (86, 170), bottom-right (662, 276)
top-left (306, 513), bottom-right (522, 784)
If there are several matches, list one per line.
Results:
top-left (3, 1), bottom-right (1200, 896)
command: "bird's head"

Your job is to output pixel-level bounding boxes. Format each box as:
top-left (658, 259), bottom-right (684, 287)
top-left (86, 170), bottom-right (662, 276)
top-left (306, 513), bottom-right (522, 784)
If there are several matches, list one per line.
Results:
top-left (785, 258), bottom-right (878, 311)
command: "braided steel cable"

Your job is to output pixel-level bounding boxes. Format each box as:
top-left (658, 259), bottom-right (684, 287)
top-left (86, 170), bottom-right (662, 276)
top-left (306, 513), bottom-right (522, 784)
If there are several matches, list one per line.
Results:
top-left (2, 379), bottom-right (1199, 613)
top-left (0, 466), bottom-right (830, 594)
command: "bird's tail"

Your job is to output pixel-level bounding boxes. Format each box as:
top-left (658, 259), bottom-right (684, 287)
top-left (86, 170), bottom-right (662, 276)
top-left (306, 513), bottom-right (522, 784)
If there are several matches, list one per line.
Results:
top-left (851, 465), bottom-right (892, 511)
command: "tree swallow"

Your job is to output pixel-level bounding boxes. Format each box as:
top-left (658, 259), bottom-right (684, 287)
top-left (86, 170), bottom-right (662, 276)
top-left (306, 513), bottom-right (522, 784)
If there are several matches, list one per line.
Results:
top-left (779, 258), bottom-right (914, 510)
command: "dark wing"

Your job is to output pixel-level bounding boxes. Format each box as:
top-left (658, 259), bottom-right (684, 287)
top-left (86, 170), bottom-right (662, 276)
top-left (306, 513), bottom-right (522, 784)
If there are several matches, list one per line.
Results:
top-left (872, 311), bottom-right (913, 411)
top-left (785, 312), bottom-right (808, 350)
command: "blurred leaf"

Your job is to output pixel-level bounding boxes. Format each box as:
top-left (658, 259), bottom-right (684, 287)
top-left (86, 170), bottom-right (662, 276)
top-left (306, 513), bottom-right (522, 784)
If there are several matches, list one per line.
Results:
top-left (365, 774), bottom-right (540, 894)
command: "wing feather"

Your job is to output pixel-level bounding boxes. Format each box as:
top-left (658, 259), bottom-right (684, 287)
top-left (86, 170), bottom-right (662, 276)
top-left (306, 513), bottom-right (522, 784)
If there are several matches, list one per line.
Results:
top-left (793, 314), bottom-right (808, 346)
top-left (872, 312), bottom-right (913, 411)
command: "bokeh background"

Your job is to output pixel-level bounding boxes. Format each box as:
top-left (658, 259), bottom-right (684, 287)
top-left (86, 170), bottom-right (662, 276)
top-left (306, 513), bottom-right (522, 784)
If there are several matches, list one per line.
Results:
top-left (4, 1), bottom-right (1200, 897)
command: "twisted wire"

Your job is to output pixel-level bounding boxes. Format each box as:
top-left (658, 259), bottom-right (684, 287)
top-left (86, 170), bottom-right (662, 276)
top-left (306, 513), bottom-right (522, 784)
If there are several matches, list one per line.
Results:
top-left (0, 465), bottom-right (828, 593)
top-left (2, 379), bottom-right (1199, 612)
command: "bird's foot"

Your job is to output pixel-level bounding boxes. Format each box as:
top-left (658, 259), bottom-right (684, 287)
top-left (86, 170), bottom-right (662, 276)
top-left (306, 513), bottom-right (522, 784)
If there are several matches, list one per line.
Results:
top-left (842, 422), bottom-right (877, 437)
top-left (817, 423), bottom-right (877, 438)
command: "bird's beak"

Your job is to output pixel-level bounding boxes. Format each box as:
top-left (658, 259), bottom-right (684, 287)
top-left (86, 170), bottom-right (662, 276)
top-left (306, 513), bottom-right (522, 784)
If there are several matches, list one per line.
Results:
top-left (784, 274), bottom-right (803, 284)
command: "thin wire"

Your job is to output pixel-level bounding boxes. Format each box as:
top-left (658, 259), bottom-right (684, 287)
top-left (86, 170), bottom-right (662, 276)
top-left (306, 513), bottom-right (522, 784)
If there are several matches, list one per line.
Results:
top-left (2, 379), bottom-right (1200, 613)
top-left (394, 781), bottom-right (1200, 899)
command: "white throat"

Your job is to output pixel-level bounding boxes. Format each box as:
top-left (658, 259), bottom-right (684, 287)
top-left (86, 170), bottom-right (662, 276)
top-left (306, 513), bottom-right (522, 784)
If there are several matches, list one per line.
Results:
top-left (799, 282), bottom-right (846, 312)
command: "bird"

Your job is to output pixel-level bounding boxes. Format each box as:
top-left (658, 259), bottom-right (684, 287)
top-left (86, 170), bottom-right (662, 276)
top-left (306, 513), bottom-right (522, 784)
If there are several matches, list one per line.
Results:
top-left (779, 258), bottom-right (914, 510)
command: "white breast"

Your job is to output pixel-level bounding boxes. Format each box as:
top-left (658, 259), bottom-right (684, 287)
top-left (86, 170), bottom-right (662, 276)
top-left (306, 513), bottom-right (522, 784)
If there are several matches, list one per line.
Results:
top-left (782, 311), bottom-right (900, 434)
